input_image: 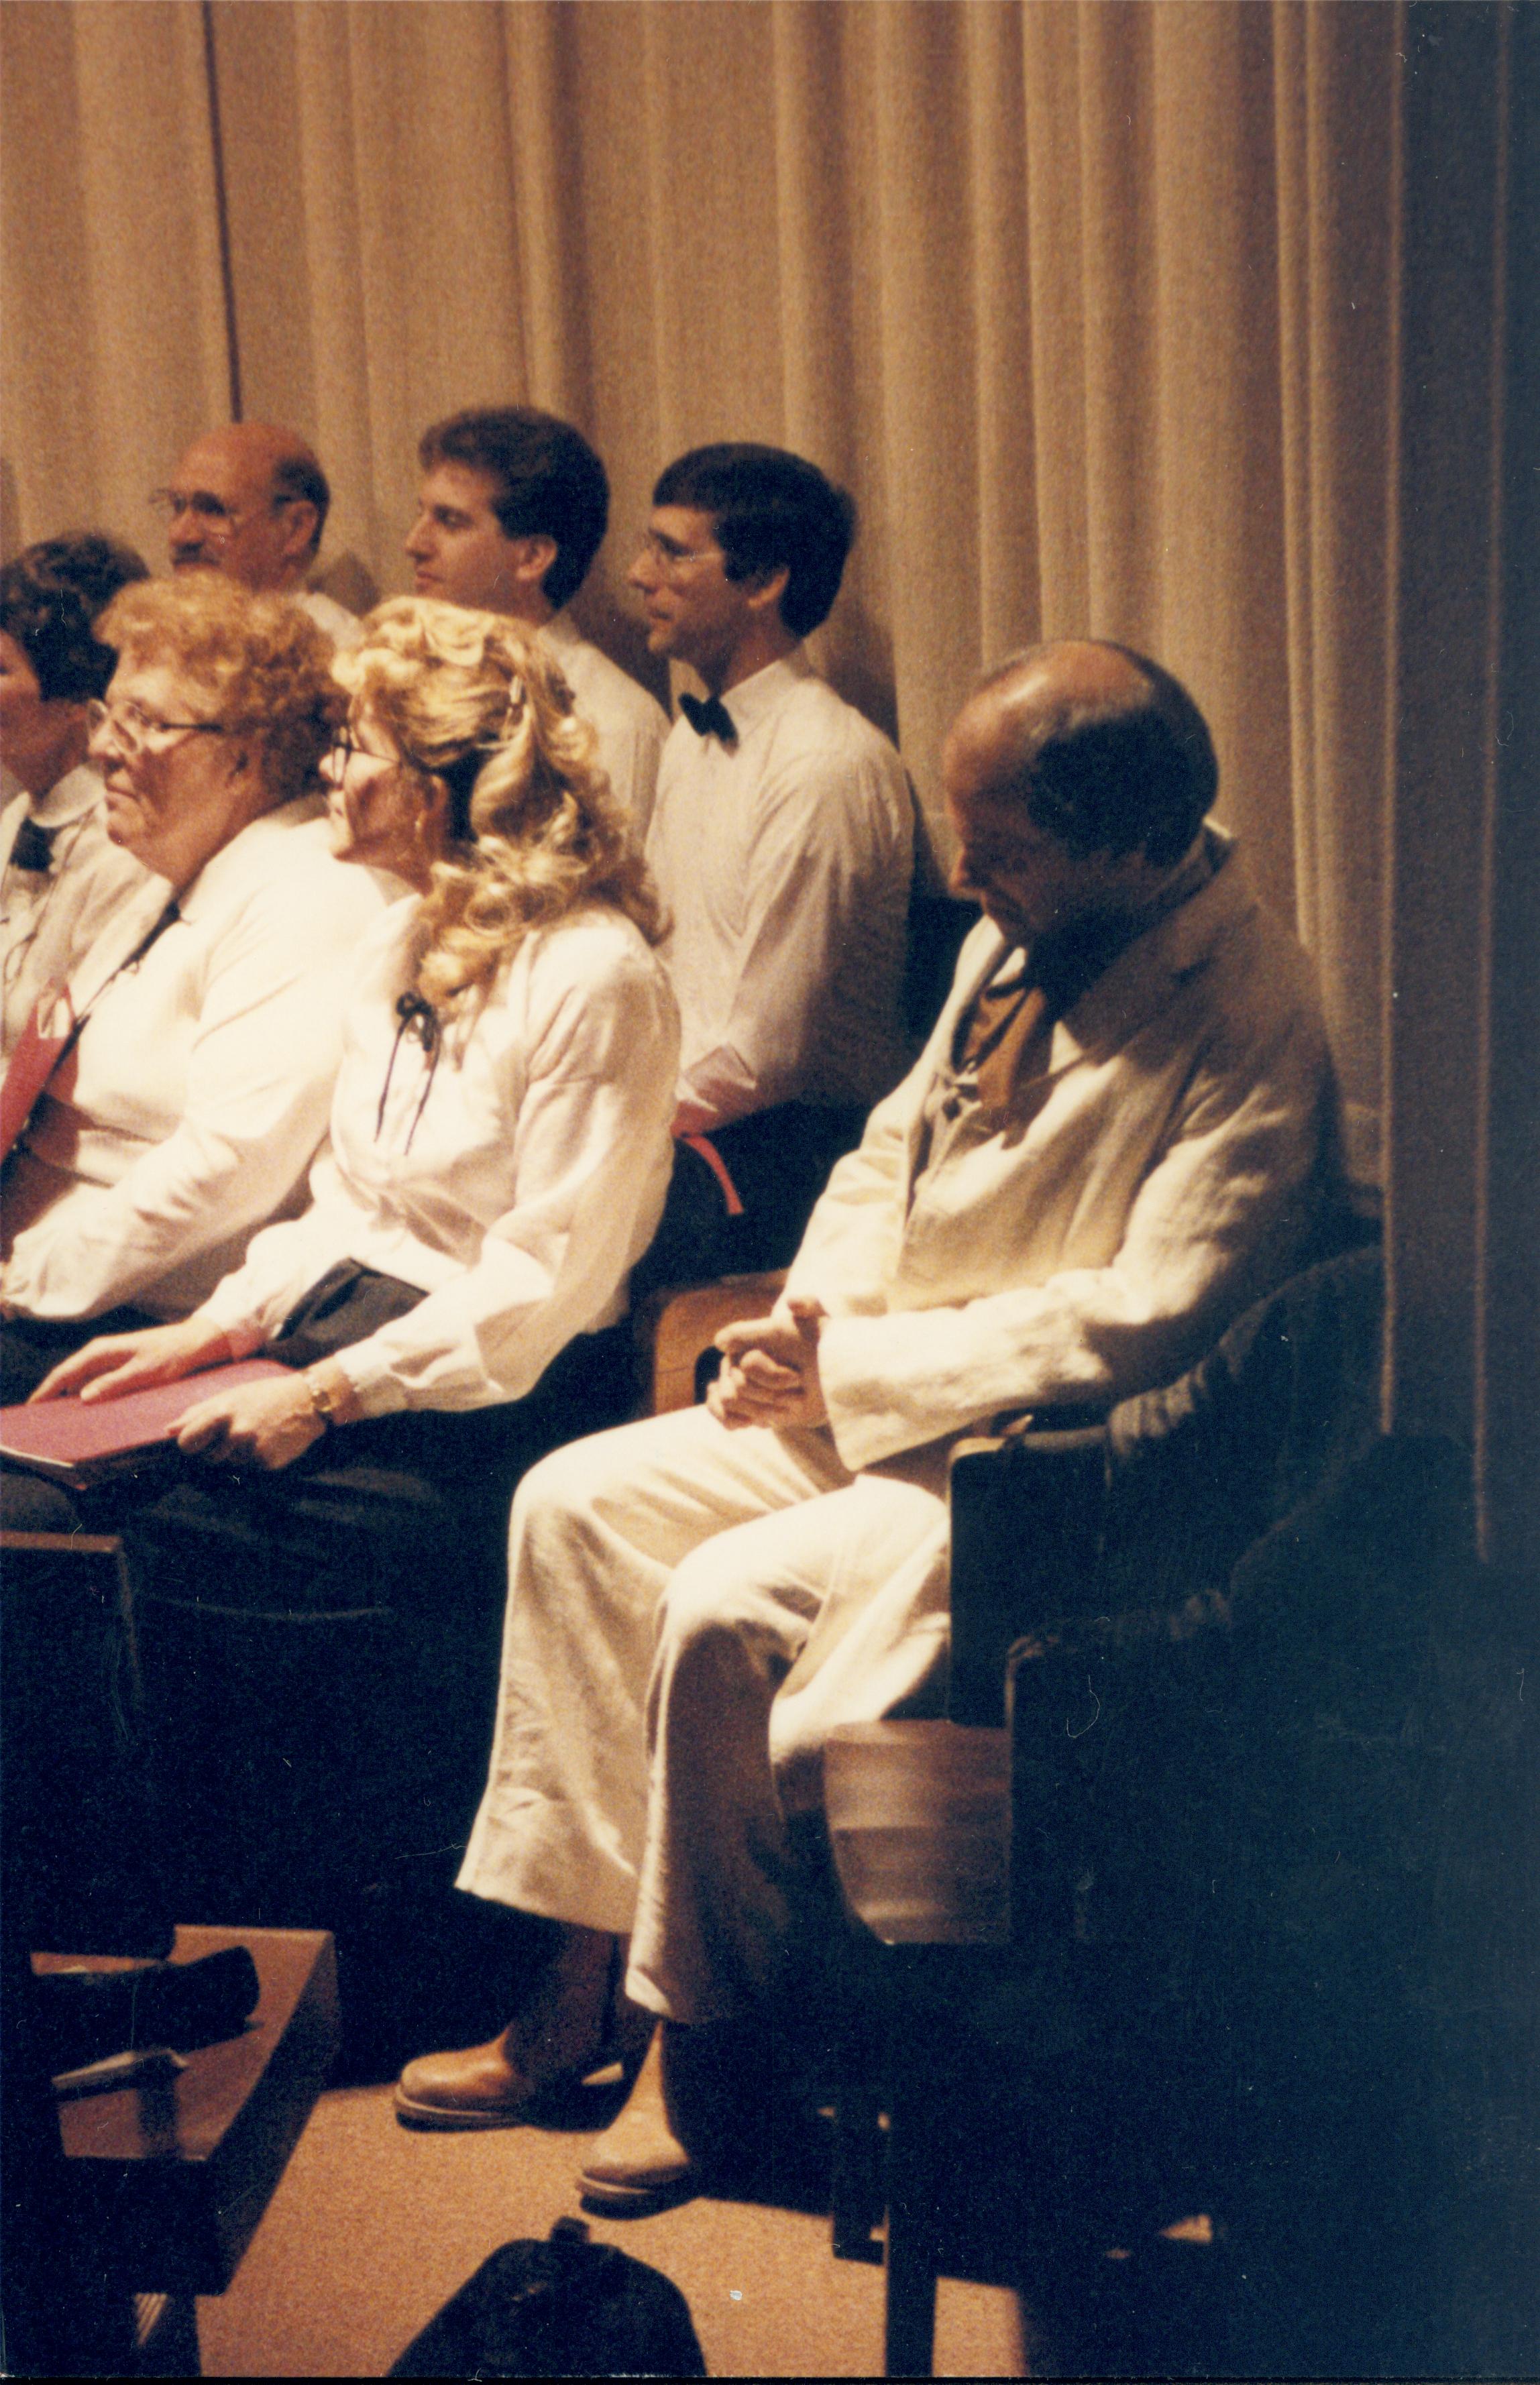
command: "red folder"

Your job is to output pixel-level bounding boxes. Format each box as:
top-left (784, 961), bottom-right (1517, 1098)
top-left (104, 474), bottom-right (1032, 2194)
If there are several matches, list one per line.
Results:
top-left (0, 1360), bottom-right (293, 1485)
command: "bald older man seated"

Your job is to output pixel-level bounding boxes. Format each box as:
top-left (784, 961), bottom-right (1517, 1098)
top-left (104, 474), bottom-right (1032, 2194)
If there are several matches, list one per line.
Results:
top-left (396, 640), bottom-right (1343, 2209)
top-left (153, 420), bottom-right (361, 647)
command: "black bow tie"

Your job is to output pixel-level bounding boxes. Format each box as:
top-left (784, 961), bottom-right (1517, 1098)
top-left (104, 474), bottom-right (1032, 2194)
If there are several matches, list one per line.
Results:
top-left (677, 691), bottom-right (737, 745)
top-left (10, 818), bottom-right (57, 874)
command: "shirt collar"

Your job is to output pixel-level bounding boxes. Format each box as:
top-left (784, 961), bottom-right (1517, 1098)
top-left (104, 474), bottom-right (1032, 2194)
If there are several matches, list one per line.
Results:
top-left (1047, 824), bottom-right (1247, 1066)
top-left (29, 763), bottom-right (105, 830)
top-left (707, 648), bottom-right (813, 744)
top-left (539, 610), bottom-right (581, 657)
top-left (176, 794), bottom-right (325, 923)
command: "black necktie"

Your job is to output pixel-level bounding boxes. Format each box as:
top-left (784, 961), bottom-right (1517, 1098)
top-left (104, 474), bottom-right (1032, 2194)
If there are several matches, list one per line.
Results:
top-left (677, 691), bottom-right (737, 745)
top-left (9, 818), bottom-right (56, 874)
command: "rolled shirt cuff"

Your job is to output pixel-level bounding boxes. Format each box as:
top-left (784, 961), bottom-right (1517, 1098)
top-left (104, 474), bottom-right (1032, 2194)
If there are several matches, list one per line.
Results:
top-left (323, 1343), bottom-right (410, 1421)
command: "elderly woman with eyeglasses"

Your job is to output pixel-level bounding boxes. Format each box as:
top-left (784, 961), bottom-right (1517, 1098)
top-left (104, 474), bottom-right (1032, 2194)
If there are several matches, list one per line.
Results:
top-left (35, 599), bottom-right (678, 1520)
top-left (0, 573), bottom-right (385, 1402)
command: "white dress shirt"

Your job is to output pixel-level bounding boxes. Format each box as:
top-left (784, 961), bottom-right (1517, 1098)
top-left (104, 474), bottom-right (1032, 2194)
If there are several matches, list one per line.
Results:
top-left (541, 612), bottom-right (669, 844)
top-left (0, 765), bottom-right (155, 1060)
top-left (297, 587), bottom-right (364, 650)
top-left (645, 651), bottom-right (914, 1129)
top-left (2, 799), bottom-right (388, 1321)
top-left (198, 897), bottom-right (680, 1417)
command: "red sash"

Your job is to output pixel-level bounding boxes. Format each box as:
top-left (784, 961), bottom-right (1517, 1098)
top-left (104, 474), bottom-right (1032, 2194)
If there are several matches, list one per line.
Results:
top-left (0, 984), bottom-right (76, 1162)
top-left (679, 1131), bottom-right (745, 1217)
top-left (0, 895), bottom-right (180, 1164)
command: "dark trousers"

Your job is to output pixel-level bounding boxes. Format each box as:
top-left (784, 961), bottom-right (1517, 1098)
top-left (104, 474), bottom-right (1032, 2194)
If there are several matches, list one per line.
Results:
top-left (630, 1101), bottom-right (869, 1296)
top-left (1, 1314), bottom-right (634, 1561)
top-left (1, 1311), bottom-right (166, 1531)
top-left (2, 1321), bottom-right (637, 1941)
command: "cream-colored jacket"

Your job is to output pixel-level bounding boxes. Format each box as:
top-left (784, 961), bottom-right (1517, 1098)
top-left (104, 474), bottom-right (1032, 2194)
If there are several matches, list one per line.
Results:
top-left (457, 836), bottom-right (1340, 2009)
top-left (787, 831), bottom-right (1339, 1475)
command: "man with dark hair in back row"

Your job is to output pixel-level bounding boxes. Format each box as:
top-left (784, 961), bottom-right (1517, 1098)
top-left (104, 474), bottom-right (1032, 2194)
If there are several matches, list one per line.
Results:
top-left (397, 639), bottom-right (1341, 2209)
top-left (407, 406), bottom-right (669, 839)
top-left (628, 443), bottom-right (914, 1294)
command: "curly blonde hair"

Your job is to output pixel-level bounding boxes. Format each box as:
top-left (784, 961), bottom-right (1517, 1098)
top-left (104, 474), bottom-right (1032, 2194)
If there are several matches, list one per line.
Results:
top-left (97, 573), bottom-right (342, 805)
top-left (335, 597), bottom-right (663, 1017)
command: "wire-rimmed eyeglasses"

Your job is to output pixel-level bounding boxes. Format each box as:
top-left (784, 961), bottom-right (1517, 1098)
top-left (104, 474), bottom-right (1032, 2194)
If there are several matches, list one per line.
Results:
top-left (87, 697), bottom-right (227, 758)
top-left (331, 723), bottom-right (400, 771)
top-left (148, 488), bottom-right (303, 544)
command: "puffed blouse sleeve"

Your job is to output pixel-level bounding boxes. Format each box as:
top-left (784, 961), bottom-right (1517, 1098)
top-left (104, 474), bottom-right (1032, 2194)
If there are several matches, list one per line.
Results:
top-left (318, 922), bottom-right (678, 1417)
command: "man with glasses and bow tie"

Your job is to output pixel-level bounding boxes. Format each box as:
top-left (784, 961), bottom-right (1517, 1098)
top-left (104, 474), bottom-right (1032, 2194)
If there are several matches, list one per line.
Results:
top-left (627, 444), bottom-right (914, 1295)
top-left (152, 421), bottom-right (362, 649)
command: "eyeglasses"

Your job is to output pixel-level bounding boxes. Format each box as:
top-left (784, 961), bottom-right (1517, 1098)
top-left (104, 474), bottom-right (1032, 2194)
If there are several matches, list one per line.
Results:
top-left (331, 724), bottom-right (400, 771)
top-left (636, 529), bottom-right (725, 578)
top-left (87, 698), bottom-right (226, 757)
top-left (148, 488), bottom-right (298, 543)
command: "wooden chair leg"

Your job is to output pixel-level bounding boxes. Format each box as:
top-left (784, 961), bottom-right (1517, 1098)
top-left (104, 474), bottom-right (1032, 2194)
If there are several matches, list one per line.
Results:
top-left (884, 2046), bottom-right (940, 2378)
top-left (135, 2289), bottom-right (201, 2376)
top-left (831, 1989), bottom-right (885, 2264)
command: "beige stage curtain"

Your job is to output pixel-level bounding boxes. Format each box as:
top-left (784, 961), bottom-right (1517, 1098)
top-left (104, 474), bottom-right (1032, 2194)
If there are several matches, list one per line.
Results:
top-left (1, 0), bottom-right (1532, 1563)
top-left (1, 1), bottom-right (231, 543)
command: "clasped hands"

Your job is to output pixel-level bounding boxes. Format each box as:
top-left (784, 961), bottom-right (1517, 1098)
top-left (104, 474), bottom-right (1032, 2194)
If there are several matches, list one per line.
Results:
top-left (29, 1319), bottom-right (355, 1472)
top-left (23, 1292), bottom-right (827, 1463)
top-left (707, 1295), bottom-right (828, 1432)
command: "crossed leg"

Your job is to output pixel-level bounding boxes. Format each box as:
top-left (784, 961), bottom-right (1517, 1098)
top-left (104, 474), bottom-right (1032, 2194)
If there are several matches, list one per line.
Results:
top-left (400, 1400), bottom-right (951, 2184)
top-left (398, 1404), bottom-right (852, 2127)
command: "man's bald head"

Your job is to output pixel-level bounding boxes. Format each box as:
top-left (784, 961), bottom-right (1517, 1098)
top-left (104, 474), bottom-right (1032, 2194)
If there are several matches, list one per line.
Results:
top-left (943, 642), bottom-right (1219, 945)
top-left (956, 641), bottom-right (1218, 867)
top-left (161, 423), bottom-right (331, 592)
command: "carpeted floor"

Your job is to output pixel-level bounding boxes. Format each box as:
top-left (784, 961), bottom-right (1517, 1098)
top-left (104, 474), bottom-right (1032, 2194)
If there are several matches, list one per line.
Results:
top-left (195, 2079), bottom-right (1028, 2378)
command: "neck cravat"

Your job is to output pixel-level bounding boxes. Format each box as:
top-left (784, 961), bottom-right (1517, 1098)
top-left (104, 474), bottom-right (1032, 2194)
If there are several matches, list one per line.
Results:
top-left (9, 818), bottom-right (56, 874)
top-left (677, 691), bottom-right (737, 745)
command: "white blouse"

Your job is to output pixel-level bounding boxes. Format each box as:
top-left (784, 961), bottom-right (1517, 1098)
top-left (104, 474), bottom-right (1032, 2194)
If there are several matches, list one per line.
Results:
top-left (198, 897), bottom-right (680, 1418)
top-left (2, 800), bottom-right (388, 1321)
top-left (0, 766), bottom-right (155, 1060)
top-left (296, 588), bottom-right (364, 650)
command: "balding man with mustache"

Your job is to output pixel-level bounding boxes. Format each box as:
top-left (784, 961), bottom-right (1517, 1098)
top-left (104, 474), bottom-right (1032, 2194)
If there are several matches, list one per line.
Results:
top-left (154, 420), bottom-right (361, 648)
top-left (397, 639), bottom-right (1343, 2210)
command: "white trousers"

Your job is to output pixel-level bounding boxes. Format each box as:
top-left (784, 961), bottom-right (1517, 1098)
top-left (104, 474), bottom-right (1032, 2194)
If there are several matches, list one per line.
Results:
top-left (457, 1404), bottom-right (952, 2023)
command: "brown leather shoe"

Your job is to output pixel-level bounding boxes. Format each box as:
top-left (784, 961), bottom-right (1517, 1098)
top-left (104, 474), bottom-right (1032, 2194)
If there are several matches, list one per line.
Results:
top-left (395, 1926), bottom-right (647, 2131)
top-left (578, 2022), bottom-right (702, 2212)
top-left (394, 2030), bottom-right (545, 2130)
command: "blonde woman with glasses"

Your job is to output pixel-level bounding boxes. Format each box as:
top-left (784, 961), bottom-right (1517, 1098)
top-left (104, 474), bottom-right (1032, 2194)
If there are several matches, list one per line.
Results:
top-left (1, 573), bottom-right (384, 1406)
top-left (34, 598), bottom-right (677, 1553)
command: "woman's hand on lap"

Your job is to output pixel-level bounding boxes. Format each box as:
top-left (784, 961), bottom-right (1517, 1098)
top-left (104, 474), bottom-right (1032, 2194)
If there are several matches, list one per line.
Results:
top-left (175, 1374), bottom-right (329, 1472)
top-left (30, 1318), bottom-right (234, 1404)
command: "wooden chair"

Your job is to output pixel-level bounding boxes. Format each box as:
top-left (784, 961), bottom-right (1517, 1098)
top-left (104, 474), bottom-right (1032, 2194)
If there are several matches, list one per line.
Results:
top-left (827, 1247), bottom-right (1536, 2378)
top-left (0, 1528), bottom-right (174, 1962)
top-left (634, 1270), bottom-right (787, 1415)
